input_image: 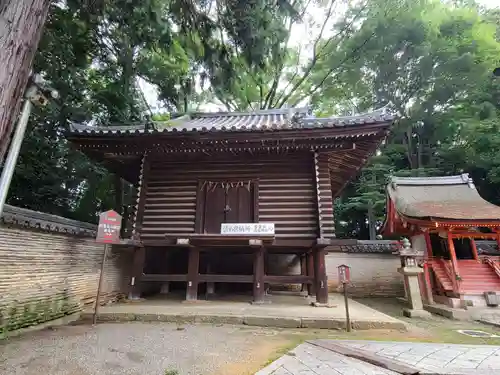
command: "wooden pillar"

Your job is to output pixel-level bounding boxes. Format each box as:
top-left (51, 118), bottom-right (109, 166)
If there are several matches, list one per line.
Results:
top-left (424, 231), bottom-right (433, 257)
top-left (206, 262), bottom-right (215, 295)
top-left (129, 246), bottom-right (146, 299)
top-left (471, 238), bottom-right (479, 261)
top-left (423, 231), bottom-right (434, 304)
top-left (447, 232), bottom-right (460, 292)
top-left (300, 254), bottom-right (307, 292)
top-left (422, 263), bottom-right (434, 304)
top-left (253, 247), bottom-right (265, 304)
top-left (307, 251), bottom-right (315, 296)
top-left (186, 247), bottom-right (200, 301)
top-left (314, 248), bottom-right (328, 304)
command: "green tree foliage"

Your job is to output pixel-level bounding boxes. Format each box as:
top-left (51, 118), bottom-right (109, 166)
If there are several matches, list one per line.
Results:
top-left (4, 0), bottom-right (500, 238)
top-left (6, 0), bottom-right (299, 222)
top-left (331, 0), bottom-right (500, 237)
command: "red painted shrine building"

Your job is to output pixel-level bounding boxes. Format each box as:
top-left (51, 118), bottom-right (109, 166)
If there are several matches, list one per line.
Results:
top-left (383, 175), bottom-right (500, 307)
top-left (67, 107), bottom-right (394, 303)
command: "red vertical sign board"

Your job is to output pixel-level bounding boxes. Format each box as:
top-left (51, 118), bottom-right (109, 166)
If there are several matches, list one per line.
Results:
top-left (96, 210), bottom-right (122, 244)
top-left (338, 264), bottom-right (351, 284)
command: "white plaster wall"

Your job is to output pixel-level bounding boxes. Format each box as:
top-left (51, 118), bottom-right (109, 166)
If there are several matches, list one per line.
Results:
top-left (326, 252), bottom-right (404, 297)
top-left (411, 234), bottom-right (427, 254)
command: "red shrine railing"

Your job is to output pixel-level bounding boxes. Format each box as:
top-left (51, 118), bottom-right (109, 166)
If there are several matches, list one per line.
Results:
top-left (484, 257), bottom-right (500, 279)
top-left (426, 257), bottom-right (460, 294)
top-left (443, 258), bottom-right (460, 293)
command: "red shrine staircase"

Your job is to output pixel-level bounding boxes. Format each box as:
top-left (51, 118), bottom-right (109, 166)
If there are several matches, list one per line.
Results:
top-left (428, 258), bottom-right (500, 295)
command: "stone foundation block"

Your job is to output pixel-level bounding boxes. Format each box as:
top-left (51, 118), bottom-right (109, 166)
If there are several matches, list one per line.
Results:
top-left (243, 316), bottom-right (301, 328)
top-left (350, 320), bottom-right (407, 331)
top-left (403, 308), bottom-right (432, 319)
top-left (194, 315), bottom-right (244, 325)
top-left (301, 318), bottom-right (344, 329)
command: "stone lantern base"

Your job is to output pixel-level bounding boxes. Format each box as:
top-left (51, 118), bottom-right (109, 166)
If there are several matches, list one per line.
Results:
top-left (403, 307), bottom-right (431, 318)
top-left (398, 266), bottom-right (431, 319)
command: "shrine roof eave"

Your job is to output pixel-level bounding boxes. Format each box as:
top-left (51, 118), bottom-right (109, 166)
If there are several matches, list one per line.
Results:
top-left (66, 121), bottom-right (393, 149)
top-left (383, 212), bottom-right (500, 234)
top-left (382, 174), bottom-right (500, 236)
top-left (66, 107), bottom-right (396, 140)
top-left (68, 108), bottom-right (397, 189)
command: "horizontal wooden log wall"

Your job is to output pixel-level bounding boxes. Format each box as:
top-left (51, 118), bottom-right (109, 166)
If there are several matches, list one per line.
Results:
top-left (0, 226), bottom-right (132, 333)
top-left (141, 152), bottom-right (319, 240)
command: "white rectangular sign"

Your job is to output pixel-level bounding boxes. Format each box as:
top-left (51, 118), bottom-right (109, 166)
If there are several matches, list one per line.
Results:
top-left (220, 223), bottom-right (275, 235)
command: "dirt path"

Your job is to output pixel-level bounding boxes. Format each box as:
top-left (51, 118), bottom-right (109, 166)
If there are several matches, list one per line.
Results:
top-left (4, 299), bottom-right (499, 375)
top-left (0, 323), bottom-right (301, 375)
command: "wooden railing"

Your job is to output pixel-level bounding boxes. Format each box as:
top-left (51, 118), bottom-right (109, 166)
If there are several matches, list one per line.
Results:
top-left (484, 257), bottom-right (500, 279)
top-left (432, 257), bottom-right (460, 293)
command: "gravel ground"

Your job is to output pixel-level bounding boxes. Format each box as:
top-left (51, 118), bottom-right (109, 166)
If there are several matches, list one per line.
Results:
top-left (0, 323), bottom-right (288, 375)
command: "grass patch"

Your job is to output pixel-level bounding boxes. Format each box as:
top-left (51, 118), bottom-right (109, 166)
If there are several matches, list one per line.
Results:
top-left (354, 297), bottom-right (500, 345)
top-left (261, 336), bottom-right (304, 367)
top-left (255, 323), bottom-right (500, 374)
top-left (164, 369), bottom-right (179, 375)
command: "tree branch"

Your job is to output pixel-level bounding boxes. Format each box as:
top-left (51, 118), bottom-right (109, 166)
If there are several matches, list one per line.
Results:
top-left (269, 46), bottom-right (303, 108)
top-left (272, 3), bottom-right (367, 108)
top-left (275, 0), bottom-right (337, 108)
top-left (290, 30), bottom-right (377, 106)
top-left (263, 0), bottom-right (313, 108)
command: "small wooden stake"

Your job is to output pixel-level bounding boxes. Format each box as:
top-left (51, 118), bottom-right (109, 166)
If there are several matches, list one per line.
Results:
top-left (343, 282), bottom-right (351, 332)
top-left (93, 244), bottom-right (108, 325)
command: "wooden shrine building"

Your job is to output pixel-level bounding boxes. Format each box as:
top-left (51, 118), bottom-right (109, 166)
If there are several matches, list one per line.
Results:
top-left (382, 174), bottom-right (500, 307)
top-left (67, 107), bottom-right (394, 304)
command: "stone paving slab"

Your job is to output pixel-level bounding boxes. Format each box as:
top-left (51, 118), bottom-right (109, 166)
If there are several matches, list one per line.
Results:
top-left (328, 340), bottom-right (500, 374)
top-left (255, 342), bottom-right (399, 375)
top-left (474, 312), bottom-right (500, 328)
top-left (85, 293), bottom-right (406, 330)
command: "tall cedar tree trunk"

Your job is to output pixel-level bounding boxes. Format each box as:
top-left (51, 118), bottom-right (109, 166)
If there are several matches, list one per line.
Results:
top-left (0, 0), bottom-right (51, 160)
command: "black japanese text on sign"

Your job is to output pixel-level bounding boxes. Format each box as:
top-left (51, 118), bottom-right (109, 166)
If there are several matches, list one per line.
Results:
top-left (96, 210), bottom-right (122, 244)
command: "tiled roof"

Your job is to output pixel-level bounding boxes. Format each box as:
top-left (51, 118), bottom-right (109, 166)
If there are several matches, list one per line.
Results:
top-left (1, 204), bottom-right (96, 237)
top-left (387, 174), bottom-right (500, 221)
top-left (340, 240), bottom-right (400, 254)
top-left (476, 240), bottom-right (500, 255)
top-left (68, 107), bottom-right (396, 135)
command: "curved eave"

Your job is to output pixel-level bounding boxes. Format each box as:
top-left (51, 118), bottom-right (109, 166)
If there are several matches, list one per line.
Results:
top-left (382, 206), bottom-right (500, 236)
top-left (66, 122), bottom-right (393, 145)
top-left (67, 110), bottom-right (397, 137)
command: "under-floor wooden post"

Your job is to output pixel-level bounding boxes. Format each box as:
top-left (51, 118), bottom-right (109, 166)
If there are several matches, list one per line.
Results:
top-left (186, 247), bottom-right (200, 301)
top-left (314, 247), bottom-right (328, 304)
top-left (307, 251), bottom-right (315, 296)
top-left (253, 247), bottom-right (265, 304)
top-left (129, 246), bottom-right (146, 300)
top-left (206, 262), bottom-right (215, 295)
top-left (300, 254), bottom-right (307, 292)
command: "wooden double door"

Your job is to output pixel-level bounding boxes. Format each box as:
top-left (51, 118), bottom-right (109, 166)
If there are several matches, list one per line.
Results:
top-left (199, 181), bottom-right (257, 234)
